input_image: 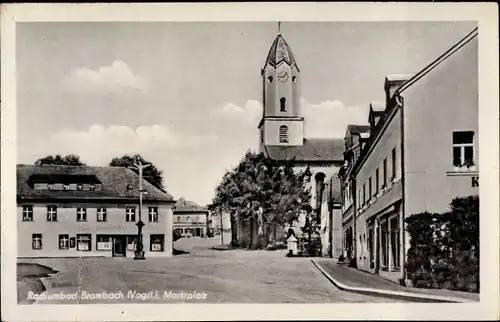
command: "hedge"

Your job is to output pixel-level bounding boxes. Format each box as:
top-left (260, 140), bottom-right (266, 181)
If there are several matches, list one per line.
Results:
top-left (405, 195), bottom-right (479, 292)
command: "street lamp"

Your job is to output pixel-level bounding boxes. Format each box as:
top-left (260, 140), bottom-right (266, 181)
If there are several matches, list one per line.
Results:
top-left (129, 159), bottom-right (151, 260)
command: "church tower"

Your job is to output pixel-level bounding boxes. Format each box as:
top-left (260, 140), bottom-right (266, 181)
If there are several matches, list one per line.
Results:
top-left (258, 27), bottom-right (304, 153)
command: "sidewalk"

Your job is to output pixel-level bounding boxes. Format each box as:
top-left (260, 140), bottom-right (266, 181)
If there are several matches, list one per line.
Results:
top-left (313, 258), bottom-right (479, 303)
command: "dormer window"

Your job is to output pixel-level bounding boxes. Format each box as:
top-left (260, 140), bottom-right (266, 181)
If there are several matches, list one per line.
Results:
top-left (127, 184), bottom-right (133, 191)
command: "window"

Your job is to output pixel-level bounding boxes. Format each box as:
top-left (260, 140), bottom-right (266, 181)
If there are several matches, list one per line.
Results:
top-left (149, 207), bottom-right (158, 223)
top-left (89, 184), bottom-right (96, 191)
top-left (280, 97), bottom-right (286, 112)
top-left (126, 207), bottom-right (136, 222)
top-left (195, 215), bottom-right (200, 223)
top-left (362, 183), bottom-right (366, 205)
top-left (47, 206), bottom-right (57, 222)
top-left (59, 234), bottom-right (69, 250)
top-left (375, 168), bottom-right (379, 195)
top-left (453, 131), bottom-right (475, 168)
top-left (77, 234), bottom-right (91, 251)
top-left (96, 235), bottom-right (112, 250)
top-left (260, 129), bottom-right (264, 143)
top-left (292, 76), bottom-right (296, 83)
top-left (368, 177), bottom-right (372, 201)
top-left (63, 184), bottom-right (71, 191)
top-left (150, 234), bottom-right (165, 251)
top-left (127, 236), bottom-right (137, 251)
top-left (279, 125), bottom-right (288, 143)
top-left (391, 147), bottom-right (397, 180)
top-left (76, 208), bottom-right (87, 222)
top-left (268, 76), bottom-right (273, 83)
top-left (22, 205), bottom-right (33, 221)
top-left (32, 234), bottom-right (42, 250)
top-left (383, 158), bottom-right (388, 187)
top-left (48, 184), bottom-right (54, 191)
top-left (176, 216), bottom-right (181, 222)
top-left (97, 208), bottom-right (107, 222)
top-left (77, 184), bottom-right (83, 191)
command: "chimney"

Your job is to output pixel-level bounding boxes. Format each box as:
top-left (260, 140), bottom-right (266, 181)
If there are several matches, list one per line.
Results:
top-left (384, 74), bottom-right (413, 106)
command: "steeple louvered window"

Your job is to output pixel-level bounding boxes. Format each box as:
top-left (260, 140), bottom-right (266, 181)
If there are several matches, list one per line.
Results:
top-left (279, 125), bottom-right (288, 143)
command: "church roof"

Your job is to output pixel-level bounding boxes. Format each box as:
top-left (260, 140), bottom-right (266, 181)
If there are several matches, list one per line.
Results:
top-left (264, 34), bottom-right (298, 70)
top-left (265, 138), bottom-right (344, 162)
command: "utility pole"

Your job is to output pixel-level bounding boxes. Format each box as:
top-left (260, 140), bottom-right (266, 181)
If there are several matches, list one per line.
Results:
top-left (130, 159), bottom-right (150, 260)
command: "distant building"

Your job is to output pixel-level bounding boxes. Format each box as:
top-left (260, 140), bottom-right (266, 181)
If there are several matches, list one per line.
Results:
top-left (172, 198), bottom-right (209, 238)
top-left (17, 164), bottom-right (175, 258)
top-left (339, 29), bottom-right (478, 283)
top-left (257, 30), bottom-right (343, 255)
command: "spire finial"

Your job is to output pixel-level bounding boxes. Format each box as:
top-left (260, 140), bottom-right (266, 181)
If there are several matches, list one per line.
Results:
top-left (278, 21), bottom-right (281, 35)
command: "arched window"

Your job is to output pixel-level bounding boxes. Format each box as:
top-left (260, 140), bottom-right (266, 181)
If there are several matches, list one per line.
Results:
top-left (279, 125), bottom-right (288, 143)
top-left (280, 97), bottom-right (286, 112)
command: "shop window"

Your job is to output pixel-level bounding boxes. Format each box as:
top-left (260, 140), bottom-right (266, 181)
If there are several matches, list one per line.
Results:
top-left (150, 234), bottom-right (165, 252)
top-left (96, 235), bottom-right (112, 250)
top-left (77, 234), bottom-right (91, 251)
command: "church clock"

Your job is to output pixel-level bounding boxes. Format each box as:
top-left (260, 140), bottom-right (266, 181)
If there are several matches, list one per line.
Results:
top-left (277, 71), bottom-right (289, 83)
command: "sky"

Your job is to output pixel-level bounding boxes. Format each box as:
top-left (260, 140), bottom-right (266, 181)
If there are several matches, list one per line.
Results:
top-left (16, 21), bottom-right (476, 205)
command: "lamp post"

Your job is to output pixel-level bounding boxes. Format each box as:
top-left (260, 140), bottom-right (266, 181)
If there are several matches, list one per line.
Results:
top-left (130, 159), bottom-right (150, 260)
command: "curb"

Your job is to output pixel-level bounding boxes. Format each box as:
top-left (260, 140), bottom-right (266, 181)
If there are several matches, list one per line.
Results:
top-left (311, 259), bottom-right (473, 303)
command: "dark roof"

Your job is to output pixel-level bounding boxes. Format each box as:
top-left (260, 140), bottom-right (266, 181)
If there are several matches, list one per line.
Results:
top-left (29, 174), bottom-right (101, 185)
top-left (172, 198), bottom-right (208, 213)
top-left (265, 138), bottom-right (344, 162)
top-left (17, 164), bottom-right (174, 202)
top-left (264, 34), bottom-right (298, 70)
top-left (325, 174), bottom-right (342, 204)
top-left (346, 124), bottom-right (371, 135)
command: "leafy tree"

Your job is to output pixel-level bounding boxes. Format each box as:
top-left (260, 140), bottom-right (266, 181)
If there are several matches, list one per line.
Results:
top-left (109, 154), bottom-right (165, 191)
top-left (35, 154), bottom-right (86, 166)
top-left (209, 150), bottom-right (312, 247)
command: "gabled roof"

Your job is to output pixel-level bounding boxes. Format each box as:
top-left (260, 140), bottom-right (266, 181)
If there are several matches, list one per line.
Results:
top-left (17, 164), bottom-right (174, 202)
top-left (369, 101), bottom-right (386, 113)
top-left (173, 198), bottom-right (208, 213)
top-left (264, 34), bottom-right (298, 70)
top-left (265, 138), bottom-right (344, 162)
top-left (346, 124), bottom-right (371, 135)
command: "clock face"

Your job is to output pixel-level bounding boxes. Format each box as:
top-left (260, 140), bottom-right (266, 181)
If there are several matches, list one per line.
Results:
top-left (277, 71), bottom-right (289, 83)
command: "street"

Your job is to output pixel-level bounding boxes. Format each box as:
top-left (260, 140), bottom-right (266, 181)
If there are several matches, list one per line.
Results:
top-left (18, 237), bottom-right (405, 304)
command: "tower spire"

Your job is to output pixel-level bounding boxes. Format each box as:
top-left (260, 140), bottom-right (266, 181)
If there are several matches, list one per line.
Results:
top-left (278, 21), bottom-right (281, 35)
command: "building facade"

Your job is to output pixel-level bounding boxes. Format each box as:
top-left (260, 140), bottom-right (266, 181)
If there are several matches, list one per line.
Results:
top-left (17, 164), bottom-right (175, 258)
top-left (172, 198), bottom-right (209, 238)
top-left (258, 31), bottom-right (343, 256)
top-left (342, 29), bottom-right (479, 283)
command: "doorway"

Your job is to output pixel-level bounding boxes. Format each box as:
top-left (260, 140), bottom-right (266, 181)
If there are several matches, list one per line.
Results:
top-left (112, 236), bottom-right (126, 257)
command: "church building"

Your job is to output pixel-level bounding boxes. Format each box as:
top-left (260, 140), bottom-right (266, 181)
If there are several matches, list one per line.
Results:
top-left (258, 29), bottom-right (344, 257)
